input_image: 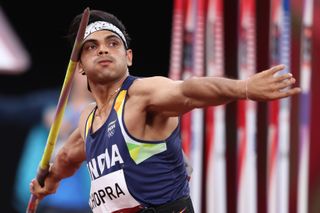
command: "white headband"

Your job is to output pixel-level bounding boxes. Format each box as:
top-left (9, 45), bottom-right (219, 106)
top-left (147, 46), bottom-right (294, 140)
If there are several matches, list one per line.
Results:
top-left (84, 21), bottom-right (128, 48)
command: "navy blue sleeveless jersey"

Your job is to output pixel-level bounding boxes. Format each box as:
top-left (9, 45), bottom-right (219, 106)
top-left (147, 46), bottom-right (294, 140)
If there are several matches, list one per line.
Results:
top-left (84, 75), bottom-right (190, 208)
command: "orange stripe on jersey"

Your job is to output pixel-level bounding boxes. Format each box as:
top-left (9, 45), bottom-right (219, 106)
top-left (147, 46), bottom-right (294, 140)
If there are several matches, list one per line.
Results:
top-left (85, 111), bottom-right (94, 139)
top-left (114, 90), bottom-right (127, 113)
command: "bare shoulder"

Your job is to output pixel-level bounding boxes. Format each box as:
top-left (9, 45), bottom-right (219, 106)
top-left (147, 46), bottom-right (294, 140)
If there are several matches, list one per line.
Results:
top-left (134, 76), bottom-right (175, 86)
top-left (130, 76), bottom-right (179, 95)
top-left (78, 102), bottom-right (96, 139)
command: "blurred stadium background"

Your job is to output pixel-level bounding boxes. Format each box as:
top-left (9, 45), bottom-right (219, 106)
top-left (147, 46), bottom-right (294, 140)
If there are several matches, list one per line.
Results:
top-left (0, 0), bottom-right (319, 213)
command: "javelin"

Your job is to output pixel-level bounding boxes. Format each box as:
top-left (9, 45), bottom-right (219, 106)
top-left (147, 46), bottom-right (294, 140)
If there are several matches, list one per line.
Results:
top-left (26, 7), bottom-right (90, 213)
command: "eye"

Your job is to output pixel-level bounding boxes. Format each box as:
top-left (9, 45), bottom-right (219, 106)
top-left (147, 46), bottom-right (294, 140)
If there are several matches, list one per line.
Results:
top-left (107, 38), bottom-right (121, 48)
top-left (88, 44), bottom-right (97, 50)
top-left (83, 42), bottom-right (97, 51)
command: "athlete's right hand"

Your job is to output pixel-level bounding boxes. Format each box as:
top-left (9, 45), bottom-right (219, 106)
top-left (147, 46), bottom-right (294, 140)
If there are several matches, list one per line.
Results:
top-left (29, 177), bottom-right (60, 200)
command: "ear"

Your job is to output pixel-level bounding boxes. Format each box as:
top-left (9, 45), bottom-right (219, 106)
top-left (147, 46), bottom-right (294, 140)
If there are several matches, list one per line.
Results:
top-left (126, 49), bottom-right (133, 67)
top-left (77, 62), bottom-right (86, 75)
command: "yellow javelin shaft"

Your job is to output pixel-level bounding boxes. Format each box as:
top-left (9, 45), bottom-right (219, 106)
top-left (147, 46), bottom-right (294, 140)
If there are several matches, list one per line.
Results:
top-left (26, 7), bottom-right (90, 213)
top-left (39, 60), bottom-right (77, 169)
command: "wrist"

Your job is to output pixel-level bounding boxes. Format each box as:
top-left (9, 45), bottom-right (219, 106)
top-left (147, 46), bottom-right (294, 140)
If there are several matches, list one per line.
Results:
top-left (237, 79), bottom-right (248, 100)
top-left (245, 78), bottom-right (249, 100)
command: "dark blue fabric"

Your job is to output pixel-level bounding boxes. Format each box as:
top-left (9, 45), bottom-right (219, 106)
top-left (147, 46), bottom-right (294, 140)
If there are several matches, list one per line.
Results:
top-left (85, 75), bottom-right (189, 207)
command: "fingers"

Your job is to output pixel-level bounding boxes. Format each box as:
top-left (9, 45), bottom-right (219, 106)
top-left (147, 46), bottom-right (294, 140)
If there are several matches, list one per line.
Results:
top-left (274, 72), bottom-right (293, 82)
top-left (30, 178), bottom-right (46, 200)
top-left (30, 179), bottom-right (38, 192)
top-left (267, 65), bottom-right (298, 91)
top-left (275, 77), bottom-right (296, 90)
top-left (30, 179), bottom-right (41, 199)
top-left (269, 75), bottom-right (301, 100)
top-left (276, 87), bottom-right (302, 99)
top-left (259, 64), bottom-right (286, 79)
top-left (269, 64), bottom-right (286, 75)
top-left (250, 64), bottom-right (301, 101)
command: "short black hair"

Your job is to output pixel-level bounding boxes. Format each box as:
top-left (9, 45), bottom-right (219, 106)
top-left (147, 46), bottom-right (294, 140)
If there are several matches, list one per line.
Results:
top-left (67, 9), bottom-right (131, 49)
top-left (66, 10), bottom-right (131, 92)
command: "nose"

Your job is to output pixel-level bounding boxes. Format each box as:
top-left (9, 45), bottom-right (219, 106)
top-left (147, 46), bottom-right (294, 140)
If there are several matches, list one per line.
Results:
top-left (98, 46), bottom-right (108, 55)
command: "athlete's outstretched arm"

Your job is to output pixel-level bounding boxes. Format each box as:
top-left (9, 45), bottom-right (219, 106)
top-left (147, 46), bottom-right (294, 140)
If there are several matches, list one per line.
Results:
top-left (30, 128), bottom-right (86, 200)
top-left (137, 64), bottom-right (301, 116)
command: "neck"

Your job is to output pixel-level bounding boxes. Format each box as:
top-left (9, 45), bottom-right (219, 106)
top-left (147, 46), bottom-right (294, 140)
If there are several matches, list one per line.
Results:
top-left (92, 75), bottom-right (127, 110)
top-left (94, 85), bottom-right (121, 118)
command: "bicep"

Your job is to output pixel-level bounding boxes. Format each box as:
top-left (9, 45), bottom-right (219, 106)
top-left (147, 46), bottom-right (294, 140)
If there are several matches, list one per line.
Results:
top-left (135, 77), bottom-right (190, 116)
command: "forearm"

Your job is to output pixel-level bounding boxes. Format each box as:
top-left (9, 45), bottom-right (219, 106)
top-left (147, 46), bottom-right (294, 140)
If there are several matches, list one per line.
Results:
top-left (36, 149), bottom-right (83, 198)
top-left (181, 76), bottom-right (246, 107)
top-left (181, 64), bottom-right (301, 107)
top-left (49, 150), bottom-right (83, 181)
top-left (48, 129), bottom-right (85, 182)
top-left (30, 128), bottom-right (86, 199)
top-left (144, 65), bottom-right (300, 116)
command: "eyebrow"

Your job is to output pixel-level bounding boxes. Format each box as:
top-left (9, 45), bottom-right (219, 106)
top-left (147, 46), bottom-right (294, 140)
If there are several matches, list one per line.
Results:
top-left (82, 34), bottom-right (122, 46)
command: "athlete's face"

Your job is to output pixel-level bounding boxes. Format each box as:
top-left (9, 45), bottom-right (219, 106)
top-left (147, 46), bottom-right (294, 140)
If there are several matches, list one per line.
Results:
top-left (79, 30), bottom-right (132, 84)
